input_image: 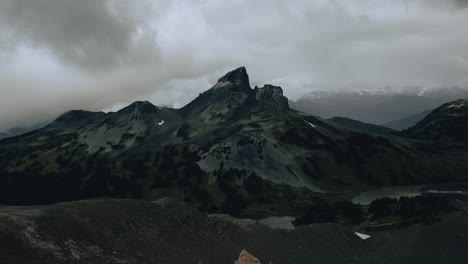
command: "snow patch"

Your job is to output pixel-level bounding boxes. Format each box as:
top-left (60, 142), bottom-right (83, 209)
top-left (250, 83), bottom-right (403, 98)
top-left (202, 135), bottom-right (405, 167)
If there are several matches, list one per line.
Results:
top-left (425, 190), bottom-right (468, 195)
top-left (158, 120), bottom-right (165, 126)
top-left (355, 232), bottom-right (371, 240)
top-left (304, 120), bottom-right (316, 128)
top-left (447, 103), bottom-right (465, 109)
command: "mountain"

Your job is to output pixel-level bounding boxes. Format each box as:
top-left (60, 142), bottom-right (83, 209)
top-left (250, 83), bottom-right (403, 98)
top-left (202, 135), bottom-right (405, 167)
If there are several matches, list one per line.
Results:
top-left (403, 99), bottom-right (468, 144)
top-left (291, 88), bottom-right (468, 125)
top-left (1, 68), bottom-right (468, 216)
top-left (382, 110), bottom-right (432, 131)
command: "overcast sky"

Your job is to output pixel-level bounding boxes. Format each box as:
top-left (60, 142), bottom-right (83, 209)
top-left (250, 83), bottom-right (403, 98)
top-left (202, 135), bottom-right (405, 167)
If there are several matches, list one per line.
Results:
top-left (1, 0), bottom-right (468, 130)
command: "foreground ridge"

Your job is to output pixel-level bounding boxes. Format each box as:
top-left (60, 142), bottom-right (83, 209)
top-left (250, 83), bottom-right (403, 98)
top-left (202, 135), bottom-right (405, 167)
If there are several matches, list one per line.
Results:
top-left (0, 198), bottom-right (467, 264)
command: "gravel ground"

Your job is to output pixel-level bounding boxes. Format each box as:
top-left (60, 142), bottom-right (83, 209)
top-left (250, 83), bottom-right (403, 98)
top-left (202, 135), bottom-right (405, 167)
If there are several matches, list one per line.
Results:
top-left (0, 198), bottom-right (467, 264)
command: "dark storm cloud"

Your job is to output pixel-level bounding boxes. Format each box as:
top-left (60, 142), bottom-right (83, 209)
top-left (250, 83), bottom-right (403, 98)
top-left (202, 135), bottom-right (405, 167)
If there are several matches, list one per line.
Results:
top-left (0, 0), bottom-right (159, 69)
top-left (414, 0), bottom-right (468, 9)
top-left (455, 0), bottom-right (468, 7)
top-left (0, 0), bottom-right (468, 130)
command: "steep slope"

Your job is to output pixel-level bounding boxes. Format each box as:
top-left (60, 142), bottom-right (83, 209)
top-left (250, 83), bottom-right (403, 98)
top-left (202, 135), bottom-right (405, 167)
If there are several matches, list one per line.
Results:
top-left (1, 68), bottom-right (468, 214)
top-left (404, 99), bottom-right (468, 144)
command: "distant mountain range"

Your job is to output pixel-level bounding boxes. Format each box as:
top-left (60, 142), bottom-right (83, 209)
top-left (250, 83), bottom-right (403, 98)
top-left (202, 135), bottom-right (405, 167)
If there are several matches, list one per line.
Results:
top-left (382, 110), bottom-right (432, 131)
top-left (0, 122), bottom-right (48, 140)
top-left (1, 67), bottom-right (467, 217)
top-left (291, 87), bottom-right (468, 125)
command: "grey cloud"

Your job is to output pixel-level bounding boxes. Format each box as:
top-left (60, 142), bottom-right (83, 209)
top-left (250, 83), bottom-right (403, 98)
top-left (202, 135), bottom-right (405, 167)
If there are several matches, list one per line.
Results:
top-left (455, 0), bottom-right (468, 7)
top-left (0, 0), bottom-right (160, 70)
top-left (414, 0), bottom-right (468, 9)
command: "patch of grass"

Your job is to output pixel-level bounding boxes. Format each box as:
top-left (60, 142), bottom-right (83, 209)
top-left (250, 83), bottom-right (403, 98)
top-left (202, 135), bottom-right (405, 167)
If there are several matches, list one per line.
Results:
top-left (145, 187), bottom-right (184, 201)
top-left (207, 182), bottom-right (227, 207)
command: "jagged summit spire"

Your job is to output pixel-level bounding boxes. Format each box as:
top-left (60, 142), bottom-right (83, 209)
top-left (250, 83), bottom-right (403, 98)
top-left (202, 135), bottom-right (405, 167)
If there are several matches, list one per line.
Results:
top-left (214, 66), bottom-right (251, 92)
top-left (218, 66), bottom-right (249, 84)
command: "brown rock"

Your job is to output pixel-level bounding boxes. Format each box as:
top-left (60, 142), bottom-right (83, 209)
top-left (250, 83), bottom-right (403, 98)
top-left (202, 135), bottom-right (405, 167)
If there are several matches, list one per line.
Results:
top-left (235, 249), bottom-right (261, 264)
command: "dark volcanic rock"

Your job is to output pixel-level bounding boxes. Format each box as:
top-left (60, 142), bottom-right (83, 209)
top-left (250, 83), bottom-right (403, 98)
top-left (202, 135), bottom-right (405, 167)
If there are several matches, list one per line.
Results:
top-left (255, 85), bottom-right (289, 110)
top-left (217, 66), bottom-right (251, 93)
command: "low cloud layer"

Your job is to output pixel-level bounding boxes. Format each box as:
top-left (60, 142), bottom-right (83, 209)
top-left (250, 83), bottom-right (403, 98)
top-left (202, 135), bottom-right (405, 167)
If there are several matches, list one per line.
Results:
top-left (1, 0), bottom-right (468, 130)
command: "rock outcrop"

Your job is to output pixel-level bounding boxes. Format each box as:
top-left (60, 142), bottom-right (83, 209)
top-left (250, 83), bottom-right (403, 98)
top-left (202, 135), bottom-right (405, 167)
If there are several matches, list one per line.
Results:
top-left (212, 66), bottom-right (252, 93)
top-left (235, 249), bottom-right (262, 264)
top-left (255, 85), bottom-right (289, 110)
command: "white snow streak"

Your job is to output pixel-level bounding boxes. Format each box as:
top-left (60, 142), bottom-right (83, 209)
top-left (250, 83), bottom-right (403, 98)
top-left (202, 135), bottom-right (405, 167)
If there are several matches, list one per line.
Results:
top-left (305, 120), bottom-right (316, 128)
top-left (355, 232), bottom-right (371, 240)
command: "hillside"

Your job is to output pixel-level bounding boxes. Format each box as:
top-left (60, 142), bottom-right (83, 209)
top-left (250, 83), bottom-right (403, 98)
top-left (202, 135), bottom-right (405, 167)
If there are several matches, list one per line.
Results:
top-left (403, 99), bottom-right (468, 144)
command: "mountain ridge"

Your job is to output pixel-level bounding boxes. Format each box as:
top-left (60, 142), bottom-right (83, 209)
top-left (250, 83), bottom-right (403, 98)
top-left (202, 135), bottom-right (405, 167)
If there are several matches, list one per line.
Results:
top-left (291, 88), bottom-right (468, 124)
top-left (1, 68), bottom-right (468, 217)
top-left (403, 99), bottom-right (468, 143)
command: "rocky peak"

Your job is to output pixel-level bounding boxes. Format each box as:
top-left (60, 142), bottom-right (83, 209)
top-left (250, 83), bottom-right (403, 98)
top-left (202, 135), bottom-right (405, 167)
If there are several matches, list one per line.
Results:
top-left (210, 67), bottom-right (252, 93)
top-left (404, 99), bottom-right (468, 142)
top-left (111, 101), bottom-right (162, 123)
top-left (255, 84), bottom-right (289, 110)
top-left (218, 67), bottom-right (250, 86)
top-left (417, 99), bottom-right (468, 123)
top-left (119, 101), bottom-right (159, 115)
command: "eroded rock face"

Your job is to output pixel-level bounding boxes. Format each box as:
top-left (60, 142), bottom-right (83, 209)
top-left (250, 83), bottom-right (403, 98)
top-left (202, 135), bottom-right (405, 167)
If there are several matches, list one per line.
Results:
top-left (214, 66), bottom-right (252, 93)
top-left (235, 249), bottom-right (261, 264)
top-left (255, 85), bottom-right (289, 110)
